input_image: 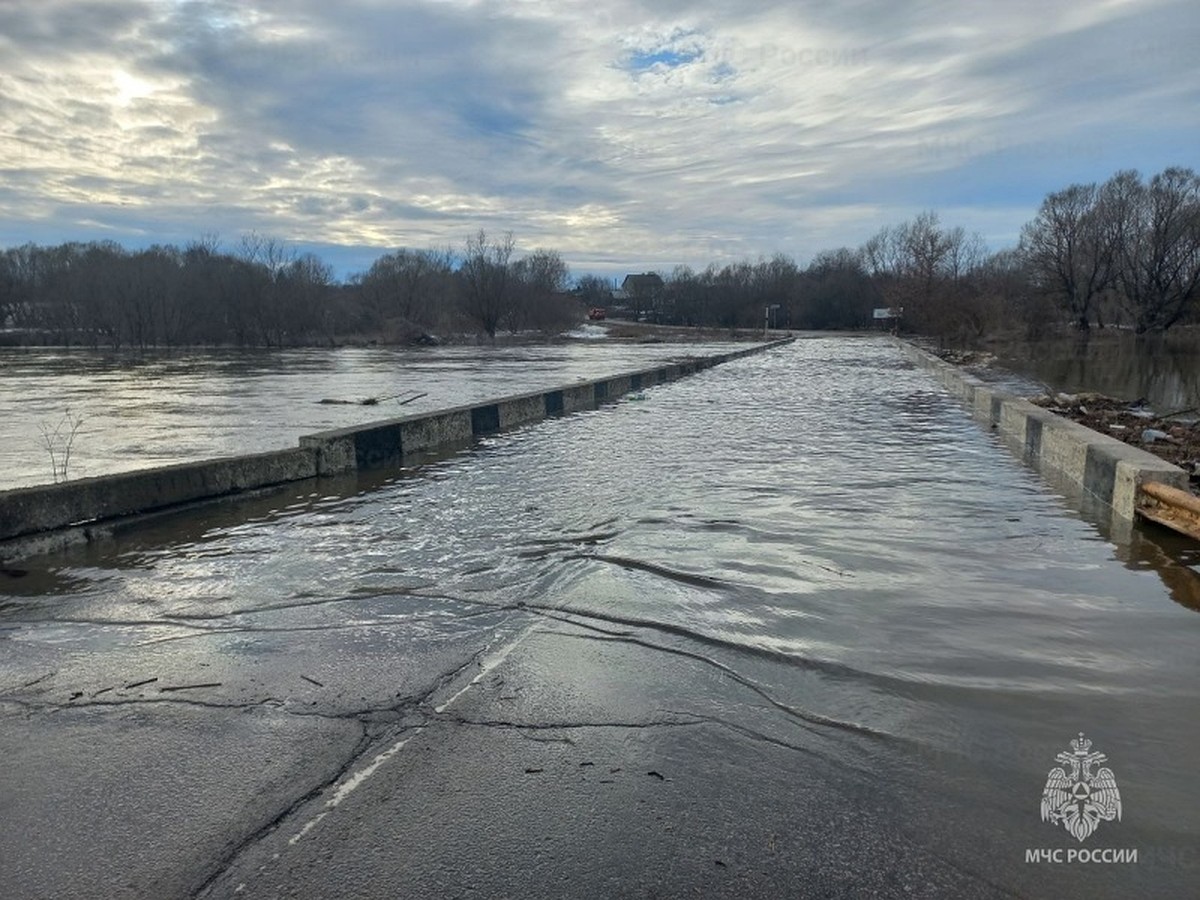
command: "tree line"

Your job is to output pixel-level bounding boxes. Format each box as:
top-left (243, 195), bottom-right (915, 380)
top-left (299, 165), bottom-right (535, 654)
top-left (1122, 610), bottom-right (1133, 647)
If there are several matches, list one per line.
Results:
top-left (1, 166), bottom-right (1196, 348)
top-left (0, 230), bottom-right (577, 349)
top-left (639, 166), bottom-right (1199, 341)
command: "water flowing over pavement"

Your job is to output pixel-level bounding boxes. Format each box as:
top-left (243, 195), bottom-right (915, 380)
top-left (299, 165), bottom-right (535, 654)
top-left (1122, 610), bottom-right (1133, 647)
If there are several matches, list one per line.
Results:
top-left (0, 340), bottom-right (749, 489)
top-left (2, 336), bottom-right (1199, 898)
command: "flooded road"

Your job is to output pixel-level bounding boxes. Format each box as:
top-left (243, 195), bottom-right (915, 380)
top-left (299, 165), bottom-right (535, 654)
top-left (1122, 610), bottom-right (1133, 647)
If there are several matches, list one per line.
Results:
top-left (0, 339), bottom-right (745, 489)
top-left (2, 336), bottom-right (1199, 898)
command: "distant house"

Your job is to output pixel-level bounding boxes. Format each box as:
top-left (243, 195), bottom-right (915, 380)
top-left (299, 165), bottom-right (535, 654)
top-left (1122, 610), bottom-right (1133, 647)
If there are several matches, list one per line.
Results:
top-left (620, 273), bottom-right (664, 320)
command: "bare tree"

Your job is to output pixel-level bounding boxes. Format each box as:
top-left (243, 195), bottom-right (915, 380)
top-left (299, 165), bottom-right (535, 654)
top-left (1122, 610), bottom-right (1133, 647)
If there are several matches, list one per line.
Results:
top-left (237, 232), bottom-right (297, 346)
top-left (281, 252), bottom-right (335, 343)
top-left (508, 249), bottom-right (571, 333)
top-left (458, 230), bottom-right (514, 339)
top-left (1019, 183), bottom-right (1114, 330)
top-left (801, 249), bottom-right (877, 329)
top-left (360, 247), bottom-right (454, 332)
top-left (900, 211), bottom-right (955, 295)
top-left (237, 232), bottom-right (294, 278)
top-left (861, 211), bottom-right (991, 339)
top-left (944, 227), bottom-right (987, 283)
top-left (977, 248), bottom-right (1051, 339)
top-left (755, 253), bottom-right (801, 328)
top-left (1102, 167), bottom-right (1200, 333)
top-left (663, 266), bottom-right (707, 326)
top-left (574, 274), bottom-right (615, 309)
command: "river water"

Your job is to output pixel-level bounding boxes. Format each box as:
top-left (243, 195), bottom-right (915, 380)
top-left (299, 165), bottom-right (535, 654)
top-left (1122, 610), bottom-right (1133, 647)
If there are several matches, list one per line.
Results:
top-left (0, 340), bottom-right (745, 490)
top-left (987, 331), bottom-right (1200, 412)
top-left (2, 336), bottom-right (1198, 897)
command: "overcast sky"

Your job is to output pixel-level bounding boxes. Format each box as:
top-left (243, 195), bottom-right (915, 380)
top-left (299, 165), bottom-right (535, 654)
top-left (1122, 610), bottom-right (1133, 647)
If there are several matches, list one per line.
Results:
top-left (1, 0), bottom-right (1196, 278)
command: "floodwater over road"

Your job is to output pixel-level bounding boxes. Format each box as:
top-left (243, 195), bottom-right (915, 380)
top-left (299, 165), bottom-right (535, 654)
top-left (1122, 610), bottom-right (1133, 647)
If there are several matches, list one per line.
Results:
top-left (2, 337), bottom-right (1199, 898)
top-left (0, 339), bottom-right (746, 489)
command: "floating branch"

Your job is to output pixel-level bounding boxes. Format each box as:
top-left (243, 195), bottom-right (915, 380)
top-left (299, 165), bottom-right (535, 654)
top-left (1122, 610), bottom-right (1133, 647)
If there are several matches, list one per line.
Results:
top-left (319, 391), bottom-right (428, 406)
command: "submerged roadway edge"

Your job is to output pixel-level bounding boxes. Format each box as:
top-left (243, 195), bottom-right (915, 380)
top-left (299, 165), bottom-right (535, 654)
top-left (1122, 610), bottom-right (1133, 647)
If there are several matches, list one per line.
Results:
top-left (896, 338), bottom-right (1188, 519)
top-left (0, 338), bottom-right (794, 558)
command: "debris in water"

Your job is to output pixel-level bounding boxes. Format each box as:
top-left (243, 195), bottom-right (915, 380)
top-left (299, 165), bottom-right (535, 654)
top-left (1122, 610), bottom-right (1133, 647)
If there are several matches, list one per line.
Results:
top-left (1030, 393), bottom-right (1200, 486)
top-left (319, 392), bottom-right (428, 407)
top-left (159, 682), bottom-right (222, 692)
top-left (932, 348), bottom-right (996, 367)
top-left (1142, 428), bottom-right (1175, 445)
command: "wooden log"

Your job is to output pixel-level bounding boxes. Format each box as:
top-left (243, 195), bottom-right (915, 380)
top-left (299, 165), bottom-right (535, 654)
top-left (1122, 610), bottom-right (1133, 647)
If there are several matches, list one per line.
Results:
top-left (1137, 481), bottom-right (1200, 542)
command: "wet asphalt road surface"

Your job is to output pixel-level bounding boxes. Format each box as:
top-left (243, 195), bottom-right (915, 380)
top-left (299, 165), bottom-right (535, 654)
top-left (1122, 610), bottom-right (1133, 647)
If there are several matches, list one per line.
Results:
top-left (3, 339), bottom-right (1199, 898)
top-left (3, 618), bottom-right (1012, 899)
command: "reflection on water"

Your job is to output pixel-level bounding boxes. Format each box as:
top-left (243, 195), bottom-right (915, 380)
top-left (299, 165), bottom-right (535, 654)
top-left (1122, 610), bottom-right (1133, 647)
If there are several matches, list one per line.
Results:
top-left (1, 336), bottom-right (1198, 896)
top-left (990, 330), bottom-right (1200, 410)
top-left (1113, 525), bottom-right (1200, 613)
top-left (0, 341), bottom-right (747, 489)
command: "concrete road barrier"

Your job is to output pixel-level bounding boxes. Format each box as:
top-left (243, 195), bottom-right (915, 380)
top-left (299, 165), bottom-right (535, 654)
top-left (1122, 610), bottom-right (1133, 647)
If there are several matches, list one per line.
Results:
top-left (897, 340), bottom-right (1188, 518)
top-left (0, 339), bottom-right (793, 554)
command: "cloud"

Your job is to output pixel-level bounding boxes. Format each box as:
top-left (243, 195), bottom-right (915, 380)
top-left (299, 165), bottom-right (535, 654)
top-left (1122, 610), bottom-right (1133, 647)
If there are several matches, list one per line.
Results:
top-left (0, 0), bottom-right (1195, 277)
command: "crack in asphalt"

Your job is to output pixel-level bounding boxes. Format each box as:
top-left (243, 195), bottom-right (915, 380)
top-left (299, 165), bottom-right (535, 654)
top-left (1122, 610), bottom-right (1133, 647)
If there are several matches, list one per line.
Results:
top-left (0, 694), bottom-right (291, 715)
top-left (3, 637), bottom-right (512, 898)
top-left (21, 670), bottom-right (56, 688)
top-left (186, 642), bottom-right (500, 896)
top-left (1, 639), bottom-right (493, 722)
top-left (0, 607), bottom-right (511, 721)
top-left (333, 644), bottom-right (496, 722)
top-left (1, 585), bottom-right (888, 894)
top-left (191, 718), bottom-right (376, 899)
top-left (435, 714), bottom-right (707, 732)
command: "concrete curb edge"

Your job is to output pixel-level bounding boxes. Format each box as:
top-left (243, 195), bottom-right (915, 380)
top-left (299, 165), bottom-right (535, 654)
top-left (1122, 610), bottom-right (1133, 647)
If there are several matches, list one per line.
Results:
top-left (895, 339), bottom-right (1188, 519)
top-left (0, 338), bottom-right (794, 551)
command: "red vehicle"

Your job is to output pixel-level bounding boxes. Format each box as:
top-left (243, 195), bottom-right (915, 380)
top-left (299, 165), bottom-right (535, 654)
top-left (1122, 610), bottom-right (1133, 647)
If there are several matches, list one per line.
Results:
top-left (587, 307), bottom-right (607, 321)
